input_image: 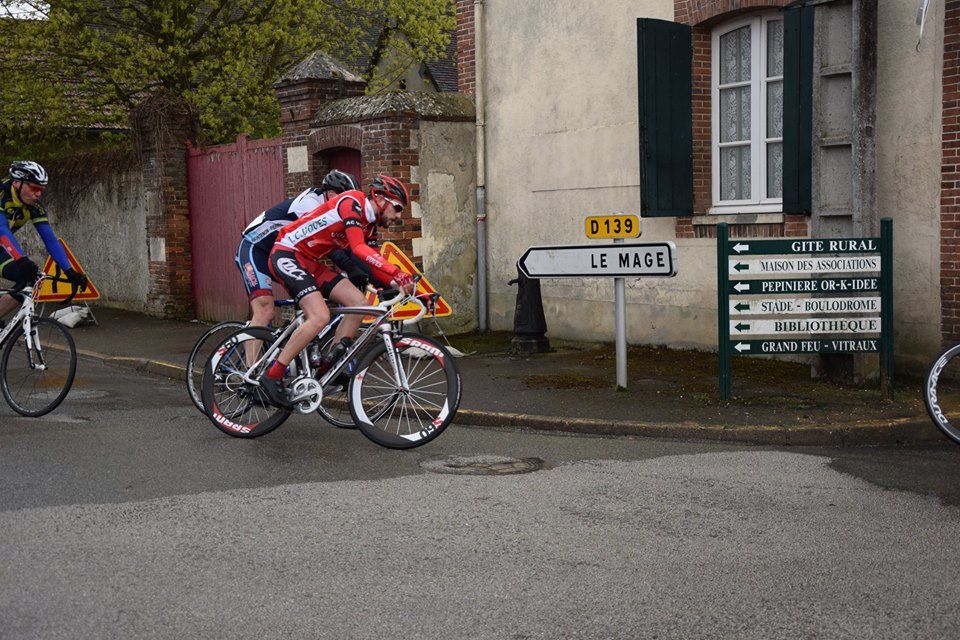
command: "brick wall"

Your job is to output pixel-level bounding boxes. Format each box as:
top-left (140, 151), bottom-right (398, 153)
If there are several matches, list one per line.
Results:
top-left (358, 117), bottom-right (423, 263)
top-left (282, 97), bottom-right (426, 266)
top-left (943, 0), bottom-right (960, 342)
top-left (456, 0), bottom-right (475, 95)
top-left (133, 91), bottom-right (196, 318)
top-left (674, 0), bottom-right (804, 240)
top-left (276, 79), bottom-right (365, 196)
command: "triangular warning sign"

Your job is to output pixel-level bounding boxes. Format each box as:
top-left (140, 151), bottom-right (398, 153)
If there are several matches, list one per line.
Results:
top-left (363, 241), bottom-right (452, 320)
top-left (35, 239), bottom-right (101, 302)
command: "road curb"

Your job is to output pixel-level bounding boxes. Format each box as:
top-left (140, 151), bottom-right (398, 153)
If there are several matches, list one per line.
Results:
top-left (454, 409), bottom-right (942, 446)
top-left (78, 347), bottom-right (942, 446)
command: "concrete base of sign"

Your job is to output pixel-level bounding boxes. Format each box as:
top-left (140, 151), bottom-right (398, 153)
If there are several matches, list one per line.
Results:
top-left (510, 334), bottom-right (551, 355)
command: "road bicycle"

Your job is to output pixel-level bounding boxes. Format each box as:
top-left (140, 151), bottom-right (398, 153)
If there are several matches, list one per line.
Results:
top-left (924, 343), bottom-right (960, 445)
top-left (200, 282), bottom-right (461, 449)
top-left (186, 299), bottom-right (389, 429)
top-left (0, 274), bottom-right (80, 416)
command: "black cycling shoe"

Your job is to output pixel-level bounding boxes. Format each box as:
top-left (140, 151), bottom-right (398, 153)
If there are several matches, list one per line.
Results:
top-left (258, 374), bottom-right (293, 410)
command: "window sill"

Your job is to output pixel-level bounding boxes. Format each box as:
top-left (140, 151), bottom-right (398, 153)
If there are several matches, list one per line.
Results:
top-left (693, 212), bottom-right (784, 226)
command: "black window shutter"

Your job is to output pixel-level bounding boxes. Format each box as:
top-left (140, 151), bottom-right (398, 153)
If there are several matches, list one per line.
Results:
top-left (782, 5), bottom-right (814, 214)
top-left (637, 18), bottom-right (692, 217)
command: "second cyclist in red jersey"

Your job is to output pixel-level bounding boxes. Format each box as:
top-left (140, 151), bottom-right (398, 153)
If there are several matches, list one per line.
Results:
top-left (261, 175), bottom-right (415, 408)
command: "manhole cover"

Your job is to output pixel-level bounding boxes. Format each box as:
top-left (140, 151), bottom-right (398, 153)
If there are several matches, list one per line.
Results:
top-left (420, 455), bottom-right (544, 476)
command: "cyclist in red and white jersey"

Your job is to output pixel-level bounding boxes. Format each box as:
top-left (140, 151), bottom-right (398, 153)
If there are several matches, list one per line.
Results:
top-left (235, 169), bottom-right (359, 328)
top-left (260, 175), bottom-right (415, 407)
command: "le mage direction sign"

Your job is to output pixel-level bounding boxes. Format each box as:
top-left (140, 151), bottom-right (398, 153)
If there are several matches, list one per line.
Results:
top-left (517, 242), bottom-right (677, 279)
top-left (517, 222), bottom-right (677, 391)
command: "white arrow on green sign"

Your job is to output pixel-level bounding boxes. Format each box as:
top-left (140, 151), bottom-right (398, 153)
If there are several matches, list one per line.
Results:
top-left (728, 238), bottom-right (879, 255)
top-left (730, 339), bottom-right (880, 355)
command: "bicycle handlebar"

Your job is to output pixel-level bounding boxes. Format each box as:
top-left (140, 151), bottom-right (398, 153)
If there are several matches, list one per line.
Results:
top-left (0, 274), bottom-right (81, 305)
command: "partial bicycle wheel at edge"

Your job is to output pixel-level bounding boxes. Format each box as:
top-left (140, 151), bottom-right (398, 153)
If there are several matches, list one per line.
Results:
top-left (924, 343), bottom-right (960, 445)
top-left (349, 333), bottom-right (460, 449)
top-left (186, 320), bottom-right (246, 414)
top-left (200, 326), bottom-right (290, 438)
top-left (1, 317), bottom-right (77, 417)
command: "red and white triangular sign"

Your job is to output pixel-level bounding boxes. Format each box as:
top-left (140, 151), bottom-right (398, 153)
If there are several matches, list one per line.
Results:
top-left (35, 239), bottom-right (101, 302)
top-left (363, 241), bottom-right (452, 319)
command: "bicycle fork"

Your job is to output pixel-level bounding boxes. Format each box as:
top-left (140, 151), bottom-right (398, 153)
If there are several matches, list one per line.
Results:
top-left (19, 317), bottom-right (46, 371)
top-left (379, 326), bottom-right (411, 393)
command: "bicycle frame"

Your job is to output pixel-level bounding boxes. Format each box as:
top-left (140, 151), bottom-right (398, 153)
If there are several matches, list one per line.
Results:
top-left (1, 275), bottom-right (79, 371)
top-left (0, 283), bottom-right (44, 369)
top-left (234, 289), bottom-right (423, 407)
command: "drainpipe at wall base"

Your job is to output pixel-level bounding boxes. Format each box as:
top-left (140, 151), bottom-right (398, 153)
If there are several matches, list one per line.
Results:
top-left (477, 186), bottom-right (487, 331)
top-left (475, 0), bottom-right (488, 332)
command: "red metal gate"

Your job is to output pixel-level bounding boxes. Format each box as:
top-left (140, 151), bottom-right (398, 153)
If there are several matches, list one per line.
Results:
top-left (188, 134), bottom-right (284, 321)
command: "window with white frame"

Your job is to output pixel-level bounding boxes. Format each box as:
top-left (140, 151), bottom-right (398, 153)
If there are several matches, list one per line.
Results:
top-left (711, 13), bottom-right (784, 213)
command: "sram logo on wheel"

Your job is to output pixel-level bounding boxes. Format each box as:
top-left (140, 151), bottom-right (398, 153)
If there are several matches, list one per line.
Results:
top-left (399, 338), bottom-right (444, 361)
top-left (213, 410), bottom-right (252, 434)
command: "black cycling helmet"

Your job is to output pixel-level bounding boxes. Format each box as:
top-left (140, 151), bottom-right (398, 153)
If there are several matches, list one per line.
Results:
top-left (370, 175), bottom-right (409, 210)
top-left (321, 169), bottom-right (360, 194)
top-left (9, 160), bottom-right (48, 186)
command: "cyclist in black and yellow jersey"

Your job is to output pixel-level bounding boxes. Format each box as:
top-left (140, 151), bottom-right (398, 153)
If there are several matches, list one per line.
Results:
top-left (0, 161), bottom-right (87, 318)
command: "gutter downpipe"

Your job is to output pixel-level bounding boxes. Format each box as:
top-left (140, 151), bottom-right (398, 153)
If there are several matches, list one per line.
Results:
top-left (475, 0), bottom-right (488, 331)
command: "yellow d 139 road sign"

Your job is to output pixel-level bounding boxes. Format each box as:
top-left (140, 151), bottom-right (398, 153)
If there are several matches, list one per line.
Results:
top-left (584, 214), bottom-right (641, 239)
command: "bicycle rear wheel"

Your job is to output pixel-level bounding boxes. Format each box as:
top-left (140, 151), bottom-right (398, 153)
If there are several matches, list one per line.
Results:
top-left (1, 317), bottom-right (77, 417)
top-left (200, 326), bottom-right (290, 438)
top-left (349, 333), bottom-right (460, 449)
top-left (925, 343), bottom-right (960, 445)
top-left (185, 320), bottom-right (246, 414)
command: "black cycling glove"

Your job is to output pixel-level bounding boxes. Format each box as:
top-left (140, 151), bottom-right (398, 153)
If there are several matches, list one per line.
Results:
top-left (6, 256), bottom-right (39, 286)
top-left (64, 267), bottom-right (88, 292)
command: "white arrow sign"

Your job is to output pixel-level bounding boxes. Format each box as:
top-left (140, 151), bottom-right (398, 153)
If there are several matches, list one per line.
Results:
top-left (729, 256), bottom-right (881, 275)
top-left (518, 242), bottom-right (677, 278)
top-left (730, 317), bottom-right (881, 335)
top-left (730, 296), bottom-right (881, 316)
top-left (734, 342), bottom-right (751, 353)
top-left (732, 243), bottom-right (750, 254)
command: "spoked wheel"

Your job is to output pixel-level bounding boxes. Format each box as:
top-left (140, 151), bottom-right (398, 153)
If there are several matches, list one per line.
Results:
top-left (349, 333), bottom-right (460, 449)
top-left (925, 343), bottom-right (960, 445)
top-left (200, 326), bottom-right (290, 438)
top-left (1, 317), bottom-right (77, 417)
top-left (185, 320), bottom-right (246, 414)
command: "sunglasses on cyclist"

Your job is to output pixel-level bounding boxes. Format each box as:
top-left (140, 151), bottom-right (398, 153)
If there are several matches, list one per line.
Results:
top-left (385, 197), bottom-right (404, 213)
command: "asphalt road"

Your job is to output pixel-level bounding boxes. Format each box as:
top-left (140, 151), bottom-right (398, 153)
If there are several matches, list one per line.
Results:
top-left (2, 359), bottom-right (959, 639)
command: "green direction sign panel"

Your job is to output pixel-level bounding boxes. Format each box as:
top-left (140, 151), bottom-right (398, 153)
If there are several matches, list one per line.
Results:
top-left (728, 238), bottom-right (879, 256)
top-left (729, 339), bottom-right (880, 355)
top-left (728, 277), bottom-right (880, 295)
top-left (716, 219), bottom-right (893, 401)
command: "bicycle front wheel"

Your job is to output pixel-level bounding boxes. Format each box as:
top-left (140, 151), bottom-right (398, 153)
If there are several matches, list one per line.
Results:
top-left (186, 320), bottom-right (246, 414)
top-left (200, 326), bottom-right (290, 438)
top-left (925, 343), bottom-right (960, 445)
top-left (1, 317), bottom-right (77, 417)
top-left (349, 333), bottom-right (460, 449)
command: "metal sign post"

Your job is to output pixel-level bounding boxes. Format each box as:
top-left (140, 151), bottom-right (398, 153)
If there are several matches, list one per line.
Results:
top-left (613, 237), bottom-right (627, 389)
